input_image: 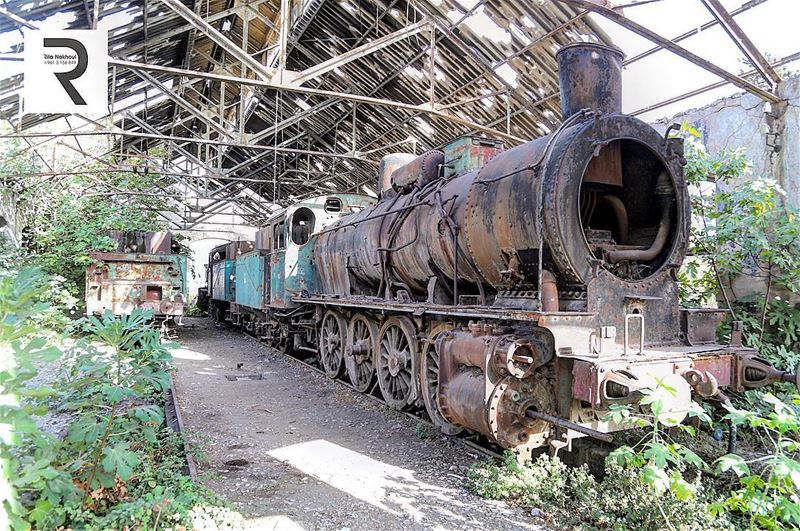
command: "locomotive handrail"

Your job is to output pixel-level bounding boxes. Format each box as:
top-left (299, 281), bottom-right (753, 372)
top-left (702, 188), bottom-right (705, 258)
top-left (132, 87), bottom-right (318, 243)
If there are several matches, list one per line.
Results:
top-left (317, 199), bottom-right (432, 234)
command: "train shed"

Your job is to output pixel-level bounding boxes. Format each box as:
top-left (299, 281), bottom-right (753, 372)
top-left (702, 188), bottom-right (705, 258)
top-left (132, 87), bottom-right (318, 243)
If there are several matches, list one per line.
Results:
top-left (1, 1), bottom-right (799, 529)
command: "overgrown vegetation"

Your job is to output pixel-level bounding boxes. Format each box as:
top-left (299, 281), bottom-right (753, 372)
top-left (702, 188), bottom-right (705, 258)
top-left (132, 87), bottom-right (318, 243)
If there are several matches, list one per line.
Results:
top-left (468, 452), bottom-right (730, 530)
top-left (468, 126), bottom-right (800, 530)
top-left (0, 136), bottom-right (179, 306)
top-left (679, 123), bottom-right (800, 374)
top-left (1, 268), bottom-right (241, 530)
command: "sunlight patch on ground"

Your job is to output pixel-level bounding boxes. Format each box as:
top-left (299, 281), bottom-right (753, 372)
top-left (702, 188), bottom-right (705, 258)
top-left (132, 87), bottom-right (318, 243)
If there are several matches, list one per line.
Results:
top-left (268, 439), bottom-right (466, 524)
top-left (172, 347), bottom-right (211, 361)
top-left (244, 514), bottom-right (306, 530)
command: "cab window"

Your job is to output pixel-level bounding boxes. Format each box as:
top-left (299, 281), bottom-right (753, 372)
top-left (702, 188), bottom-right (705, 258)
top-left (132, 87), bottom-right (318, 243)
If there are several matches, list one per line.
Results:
top-left (273, 221), bottom-right (285, 249)
top-left (290, 208), bottom-right (315, 246)
top-left (324, 197), bottom-right (343, 213)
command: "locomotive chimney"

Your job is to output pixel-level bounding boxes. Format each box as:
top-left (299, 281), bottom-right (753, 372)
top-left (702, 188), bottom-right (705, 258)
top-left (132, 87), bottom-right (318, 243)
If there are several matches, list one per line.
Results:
top-left (556, 42), bottom-right (624, 120)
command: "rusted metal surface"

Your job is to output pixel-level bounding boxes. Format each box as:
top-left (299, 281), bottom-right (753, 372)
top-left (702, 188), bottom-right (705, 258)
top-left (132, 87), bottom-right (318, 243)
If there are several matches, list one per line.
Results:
top-left (681, 308), bottom-right (728, 346)
top-left (108, 230), bottom-right (173, 254)
top-left (442, 136), bottom-right (504, 179)
top-left (556, 42), bottom-right (624, 121)
top-left (86, 251), bottom-right (186, 317)
top-left (377, 153), bottom-right (416, 197)
top-left (433, 327), bottom-right (557, 452)
top-left (389, 150), bottom-right (444, 193)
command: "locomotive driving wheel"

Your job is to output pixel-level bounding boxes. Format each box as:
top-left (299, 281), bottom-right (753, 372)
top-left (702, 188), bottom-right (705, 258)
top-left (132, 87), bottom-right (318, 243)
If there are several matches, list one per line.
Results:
top-left (345, 313), bottom-right (378, 393)
top-left (420, 325), bottom-right (462, 436)
top-left (319, 310), bottom-right (346, 378)
top-left (376, 316), bottom-right (418, 409)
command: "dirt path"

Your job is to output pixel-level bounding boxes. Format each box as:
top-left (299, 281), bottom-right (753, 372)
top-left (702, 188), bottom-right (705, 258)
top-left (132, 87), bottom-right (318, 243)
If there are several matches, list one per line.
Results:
top-left (172, 317), bottom-right (541, 531)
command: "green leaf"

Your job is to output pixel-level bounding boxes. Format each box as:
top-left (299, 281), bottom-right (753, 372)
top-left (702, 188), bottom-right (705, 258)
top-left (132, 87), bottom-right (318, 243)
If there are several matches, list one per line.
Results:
top-left (715, 453), bottom-right (750, 477)
top-left (677, 446), bottom-right (709, 471)
top-left (101, 442), bottom-right (139, 481)
top-left (643, 442), bottom-right (672, 468)
top-left (669, 474), bottom-right (694, 501)
top-left (27, 498), bottom-right (53, 526)
top-left (642, 465), bottom-right (669, 494)
top-left (607, 446), bottom-right (636, 467)
top-left (131, 404), bottom-right (164, 425)
top-left (778, 499), bottom-right (800, 525)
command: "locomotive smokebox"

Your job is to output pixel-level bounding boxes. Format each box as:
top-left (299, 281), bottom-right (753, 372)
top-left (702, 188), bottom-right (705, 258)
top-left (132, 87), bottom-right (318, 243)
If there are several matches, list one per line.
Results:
top-left (556, 42), bottom-right (624, 120)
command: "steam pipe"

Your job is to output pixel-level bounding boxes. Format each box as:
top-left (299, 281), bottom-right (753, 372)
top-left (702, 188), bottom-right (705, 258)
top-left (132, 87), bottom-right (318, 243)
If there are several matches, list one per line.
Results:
top-left (607, 204), bottom-right (670, 263)
top-left (607, 171), bottom-right (673, 263)
top-left (600, 194), bottom-right (629, 245)
top-left (541, 270), bottom-right (559, 312)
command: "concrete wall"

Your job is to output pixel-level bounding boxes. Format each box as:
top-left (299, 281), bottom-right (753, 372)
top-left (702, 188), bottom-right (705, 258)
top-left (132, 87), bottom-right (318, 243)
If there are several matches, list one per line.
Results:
top-left (0, 189), bottom-right (23, 246)
top-left (654, 75), bottom-right (800, 207)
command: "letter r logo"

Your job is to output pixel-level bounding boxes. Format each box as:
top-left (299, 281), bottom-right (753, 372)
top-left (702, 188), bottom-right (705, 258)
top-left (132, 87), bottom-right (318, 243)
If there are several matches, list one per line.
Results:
top-left (24, 29), bottom-right (107, 114)
top-left (43, 38), bottom-right (88, 105)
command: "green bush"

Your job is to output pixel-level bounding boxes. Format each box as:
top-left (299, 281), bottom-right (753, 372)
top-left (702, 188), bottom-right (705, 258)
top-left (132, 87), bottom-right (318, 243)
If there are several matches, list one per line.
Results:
top-left (678, 123), bottom-right (800, 374)
top-left (467, 452), bottom-right (729, 530)
top-left (710, 394), bottom-right (800, 530)
top-left (1, 268), bottom-right (240, 530)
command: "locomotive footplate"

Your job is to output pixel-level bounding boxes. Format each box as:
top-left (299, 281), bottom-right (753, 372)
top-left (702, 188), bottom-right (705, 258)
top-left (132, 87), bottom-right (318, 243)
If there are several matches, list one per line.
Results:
top-left (294, 294), bottom-right (591, 323)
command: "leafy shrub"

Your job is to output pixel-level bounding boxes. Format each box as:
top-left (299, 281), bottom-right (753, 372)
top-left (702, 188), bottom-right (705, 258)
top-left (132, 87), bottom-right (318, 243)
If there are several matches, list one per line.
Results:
top-left (678, 123), bottom-right (800, 374)
top-left (710, 394), bottom-right (800, 530)
top-left (467, 452), bottom-right (729, 530)
top-left (0, 269), bottom-right (68, 529)
top-left (1, 268), bottom-right (240, 530)
top-left (184, 304), bottom-right (207, 317)
top-left (605, 381), bottom-right (711, 503)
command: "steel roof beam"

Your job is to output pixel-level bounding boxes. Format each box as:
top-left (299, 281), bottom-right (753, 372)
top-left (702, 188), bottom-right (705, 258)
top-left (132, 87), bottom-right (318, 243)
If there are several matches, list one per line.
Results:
top-left (624, 0), bottom-right (769, 65)
top-left (291, 19), bottom-right (431, 86)
top-left (0, 5), bottom-right (37, 29)
top-left (132, 69), bottom-right (235, 139)
top-left (110, 58), bottom-right (525, 143)
top-left (122, 0), bottom-right (272, 58)
top-left (556, 0), bottom-right (780, 103)
top-left (633, 50), bottom-right (800, 116)
top-left (159, 0), bottom-right (277, 81)
top-left (699, 0), bottom-right (781, 88)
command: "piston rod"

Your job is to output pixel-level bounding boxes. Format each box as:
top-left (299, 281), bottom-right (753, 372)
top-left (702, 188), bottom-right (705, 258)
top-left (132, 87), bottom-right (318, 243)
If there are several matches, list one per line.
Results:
top-left (524, 409), bottom-right (614, 443)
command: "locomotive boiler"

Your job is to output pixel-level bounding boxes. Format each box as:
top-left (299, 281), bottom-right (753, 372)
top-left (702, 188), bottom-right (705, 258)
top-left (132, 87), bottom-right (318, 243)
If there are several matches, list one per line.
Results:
top-left (304, 43), bottom-right (798, 457)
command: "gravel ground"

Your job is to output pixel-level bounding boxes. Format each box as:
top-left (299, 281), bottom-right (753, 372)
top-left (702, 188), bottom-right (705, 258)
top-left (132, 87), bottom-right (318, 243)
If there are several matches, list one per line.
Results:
top-left (28, 353), bottom-right (73, 439)
top-left (172, 317), bottom-right (544, 531)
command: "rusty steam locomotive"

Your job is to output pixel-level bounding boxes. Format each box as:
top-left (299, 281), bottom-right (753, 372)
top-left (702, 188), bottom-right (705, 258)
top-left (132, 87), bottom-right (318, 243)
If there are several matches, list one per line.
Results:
top-left (208, 43), bottom-right (797, 459)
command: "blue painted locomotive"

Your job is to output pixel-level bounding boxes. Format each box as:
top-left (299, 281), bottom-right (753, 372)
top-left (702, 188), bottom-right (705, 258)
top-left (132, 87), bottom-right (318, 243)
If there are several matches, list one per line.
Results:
top-left (206, 194), bottom-right (375, 350)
